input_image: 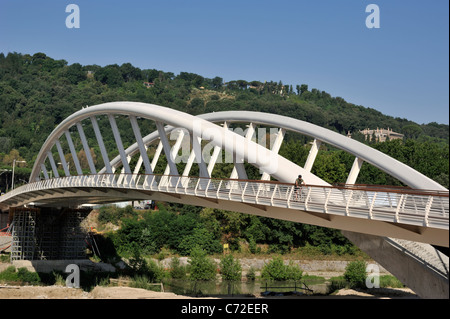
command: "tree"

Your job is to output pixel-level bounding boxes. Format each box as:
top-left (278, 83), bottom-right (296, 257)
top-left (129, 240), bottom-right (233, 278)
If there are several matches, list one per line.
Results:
top-left (120, 63), bottom-right (142, 82)
top-left (95, 64), bottom-right (124, 87)
top-left (78, 148), bottom-right (97, 170)
top-left (236, 80), bottom-right (248, 90)
top-left (211, 76), bottom-right (223, 89)
top-left (178, 227), bottom-right (222, 255)
top-left (64, 63), bottom-right (86, 84)
top-left (220, 254), bottom-right (242, 281)
top-left (344, 260), bottom-right (367, 288)
top-left (169, 256), bottom-right (187, 279)
top-left (2, 149), bottom-right (25, 166)
top-left (312, 152), bottom-right (347, 184)
top-left (402, 124), bottom-right (423, 139)
top-left (261, 256), bottom-right (303, 281)
top-left (188, 246), bottom-right (217, 281)
top-left (300, 84), bottom-right (308, 95)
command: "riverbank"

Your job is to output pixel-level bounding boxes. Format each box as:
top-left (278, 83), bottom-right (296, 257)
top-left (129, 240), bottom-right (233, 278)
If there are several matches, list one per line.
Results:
top-left (0, 284), bottom-right (417, 299)
top-left (156, 256), bottom-right (391, 279)
top-left (1, 257), bottom-right (413, 299)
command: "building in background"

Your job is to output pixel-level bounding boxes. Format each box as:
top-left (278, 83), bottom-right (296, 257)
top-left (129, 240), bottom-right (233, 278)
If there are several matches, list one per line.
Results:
top-left (359, 128), bottom-right (404, 142)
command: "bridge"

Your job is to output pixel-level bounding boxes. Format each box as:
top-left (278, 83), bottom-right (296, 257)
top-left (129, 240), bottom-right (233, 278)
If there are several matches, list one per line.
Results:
top-left (0, 102), bottom-right (448, 298)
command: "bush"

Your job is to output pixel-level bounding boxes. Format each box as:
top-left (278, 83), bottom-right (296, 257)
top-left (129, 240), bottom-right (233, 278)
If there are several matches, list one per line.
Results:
top-left (246, 267), bottom-right (256, 281)
top-left (380, 275), bottom-right (404, 288)
top-left (285, 262), bottom-right (303, 281)
top-left (188, 246), bottom-right (217, 281)
top-left (344, 260), bottom-right (367, 289)
top-left (178, 227), bottom-right (222, 256)
top-left (261, 256), bottom-right (303, 281)
top-left (17, 267), bottom-right (41, 285)
top-left (0, 266), bottom-right (40, 285)
top-left (261, 256), bottom-right (287, 281)
top-left (127, 248), bottom-right (163, 281)
top-left (220, 254), bottom-right (242, 281)
top-left (170, 257), bottom-right (187, 279)
top-left (0, 266), bottom-right (18, 282)
top-left (98, 205), bottom-right (136, 226)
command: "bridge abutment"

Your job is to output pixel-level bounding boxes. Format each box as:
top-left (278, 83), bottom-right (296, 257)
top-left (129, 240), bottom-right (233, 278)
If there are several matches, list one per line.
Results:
top-left (342, 231), bottom-right (449, 299)
top-left (9, 207), bottom-right (91, 261)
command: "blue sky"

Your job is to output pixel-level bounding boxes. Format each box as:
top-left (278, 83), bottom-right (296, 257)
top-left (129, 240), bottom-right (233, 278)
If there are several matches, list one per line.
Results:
top-left (0, 0), bottom-right (448, 124)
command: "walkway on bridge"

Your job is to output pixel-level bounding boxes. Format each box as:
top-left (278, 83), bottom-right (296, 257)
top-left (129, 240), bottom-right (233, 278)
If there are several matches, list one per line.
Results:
top-left (1, 173), bottom-right (448, 247)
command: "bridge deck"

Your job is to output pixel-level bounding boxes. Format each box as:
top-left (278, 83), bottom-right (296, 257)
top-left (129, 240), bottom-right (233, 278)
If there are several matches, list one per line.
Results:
top-left (1, 174), bottom-right (448, 233)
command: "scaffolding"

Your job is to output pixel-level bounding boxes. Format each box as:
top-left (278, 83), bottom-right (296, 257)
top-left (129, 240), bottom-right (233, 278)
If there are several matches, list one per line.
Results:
top-left (9, 207), bottom-right (91, 261)
top-left (10, 207), bottom-right (38, 260)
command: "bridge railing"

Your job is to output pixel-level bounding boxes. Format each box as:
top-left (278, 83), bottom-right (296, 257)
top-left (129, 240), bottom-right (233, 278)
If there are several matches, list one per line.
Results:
top-left (1, 173), bottom-right (448, 230)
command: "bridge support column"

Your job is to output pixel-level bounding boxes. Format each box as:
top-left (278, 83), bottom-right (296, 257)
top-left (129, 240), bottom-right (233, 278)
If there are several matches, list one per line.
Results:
top-left (9, 207), bottom-right (91, 261)
top-left (342, 231), bottom-right (449, 299)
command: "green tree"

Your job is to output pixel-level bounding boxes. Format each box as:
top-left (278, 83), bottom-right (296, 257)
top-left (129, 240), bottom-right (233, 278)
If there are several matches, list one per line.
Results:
top-left (261, 256), bottom-right (288, 281)
top-left (211, 76), bottom-right (223, 89)
top-left (120, 62), bottom-right (142, 82)
top-left (261, 256), bottom-right (303, 281)
top-left (299, 84), bottom-right (308, 95)
top-left (219, 254), bottom-right (242, 281)
top-left (64, 63), bottom-right (86, 84)
top-left (169, 256), bottom-right (187, 279)
top-left (402, 124), bottom-right (423, 139)
top-left (344, 260), bottom-right (367, 289)
top-left (312, 152), bottom-right (347, 184)
top-left (188, 246), bottom-right (217, 281)
top-left (178, 227), bottom-right (222, 255)
top-left (95, 64), bottom-right (124, 87)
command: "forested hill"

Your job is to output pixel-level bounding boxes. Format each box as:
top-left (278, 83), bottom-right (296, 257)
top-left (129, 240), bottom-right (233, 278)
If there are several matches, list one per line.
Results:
top-left (0, 52), bottom-right (448, 188)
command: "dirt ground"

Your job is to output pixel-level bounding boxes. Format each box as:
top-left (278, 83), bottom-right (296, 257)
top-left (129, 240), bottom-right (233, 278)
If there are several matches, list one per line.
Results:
top-left (0, 285), bottom-right (197, 299)
top-left (0, 284), bottom-right (417, 299)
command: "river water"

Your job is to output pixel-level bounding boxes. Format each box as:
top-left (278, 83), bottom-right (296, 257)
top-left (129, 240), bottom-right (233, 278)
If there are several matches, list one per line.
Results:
top-left (162, 279), bottom-right (330, 297)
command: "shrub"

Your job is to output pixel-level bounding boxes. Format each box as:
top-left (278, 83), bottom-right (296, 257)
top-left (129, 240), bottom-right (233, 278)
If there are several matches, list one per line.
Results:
top-left (380, 275), bottom-right (404, 288)
top-left (261, 256), bottom-right (287, 281)
top-left (98, 205), bottom-right (136, 226)
top-left (17, 267), bottom-right (41, 285)
top-left (246, 267), bottom-right (256, 281)
top-left (0, 266), bottom-right (18, 282)
top-left (261, 256), bottom-right (303, 281)
top-left (285, 261), bottom-right (303, 281)
top-left (220, 254), bottom-right (242, 281)
top-left (127, 248), bottom-right (163, 281)
top-left (344, 260), bottom-right (367, 289)
top-left (0, 266), bottom-right (40, 285)
top-left (170, 257), bottom-right (187, 279)
top-left (188, 246), bottom-right (217, 281)
top-left (178, 227), bottom-right (222, 256)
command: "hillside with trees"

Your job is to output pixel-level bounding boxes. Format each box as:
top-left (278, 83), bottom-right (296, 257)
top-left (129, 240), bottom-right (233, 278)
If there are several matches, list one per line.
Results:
top-left (0, 51), bottom-right (448, 257)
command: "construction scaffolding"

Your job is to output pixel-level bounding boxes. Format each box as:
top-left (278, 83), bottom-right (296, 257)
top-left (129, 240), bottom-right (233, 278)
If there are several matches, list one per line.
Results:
top-left (10, 207), bottom-right (38, 260)
top-left (9, 207), bottom-right (91, 261)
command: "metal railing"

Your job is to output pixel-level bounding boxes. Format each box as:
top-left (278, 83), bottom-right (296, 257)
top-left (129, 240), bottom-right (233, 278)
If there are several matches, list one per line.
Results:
top-left (1, 173), bottom-right (448, 230)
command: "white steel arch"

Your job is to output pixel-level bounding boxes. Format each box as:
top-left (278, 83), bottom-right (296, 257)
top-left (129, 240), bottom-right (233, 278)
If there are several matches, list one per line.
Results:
top-left (29, 102), bottom-right (331, 186)
top-left (99, 109), bottom-right (447, 192)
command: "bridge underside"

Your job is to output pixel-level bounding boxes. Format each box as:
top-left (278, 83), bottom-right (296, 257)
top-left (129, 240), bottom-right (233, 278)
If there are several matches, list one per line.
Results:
top-left (3, 186), bottom-right (447, 248)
